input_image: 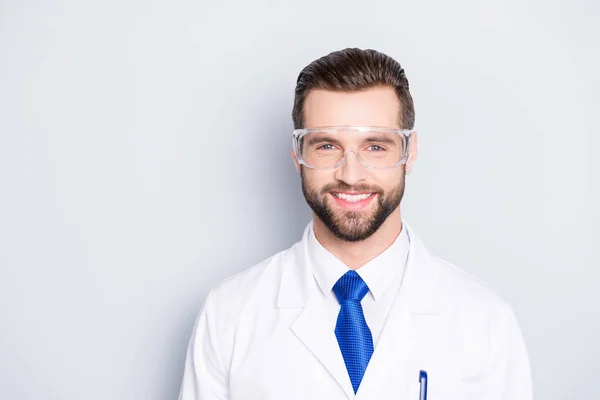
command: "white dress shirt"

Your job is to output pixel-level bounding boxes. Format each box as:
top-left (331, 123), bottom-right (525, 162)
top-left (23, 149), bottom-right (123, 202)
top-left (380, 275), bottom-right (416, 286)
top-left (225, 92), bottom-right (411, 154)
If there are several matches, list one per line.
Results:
top-left (307, 223), bottom-right (410, 347)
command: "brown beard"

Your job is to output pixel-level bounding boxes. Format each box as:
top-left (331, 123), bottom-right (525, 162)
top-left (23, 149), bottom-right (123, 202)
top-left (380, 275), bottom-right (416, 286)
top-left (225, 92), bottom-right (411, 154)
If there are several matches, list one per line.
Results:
top-left (300, 167), bottom-right (405, 242)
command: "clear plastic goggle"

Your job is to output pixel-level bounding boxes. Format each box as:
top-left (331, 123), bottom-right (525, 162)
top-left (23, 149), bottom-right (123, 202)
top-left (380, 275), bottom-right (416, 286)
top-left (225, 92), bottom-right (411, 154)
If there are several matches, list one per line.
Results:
top-left (292, 126), bottom-right (414, 170)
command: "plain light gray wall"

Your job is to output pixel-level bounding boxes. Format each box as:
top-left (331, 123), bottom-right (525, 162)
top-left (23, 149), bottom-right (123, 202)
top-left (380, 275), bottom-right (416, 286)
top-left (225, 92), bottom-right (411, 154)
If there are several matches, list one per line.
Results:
top-left (1, 0), bottom-right (598, 398)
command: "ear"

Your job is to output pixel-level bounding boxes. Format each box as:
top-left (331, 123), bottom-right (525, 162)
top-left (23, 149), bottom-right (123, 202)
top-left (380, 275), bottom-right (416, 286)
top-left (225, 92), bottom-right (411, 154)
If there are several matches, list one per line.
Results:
top-left (405, 131), bottom-right (418, 175)
top-left (291, 148), bottom-right (301, 173)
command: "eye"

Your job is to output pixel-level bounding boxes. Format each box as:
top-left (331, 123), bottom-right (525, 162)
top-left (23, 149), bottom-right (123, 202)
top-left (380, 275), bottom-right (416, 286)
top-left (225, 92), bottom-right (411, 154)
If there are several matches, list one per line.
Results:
top-left (317, 143), bottom-right (336, 150)
top-left (367, 144), bottom-right (386, 152)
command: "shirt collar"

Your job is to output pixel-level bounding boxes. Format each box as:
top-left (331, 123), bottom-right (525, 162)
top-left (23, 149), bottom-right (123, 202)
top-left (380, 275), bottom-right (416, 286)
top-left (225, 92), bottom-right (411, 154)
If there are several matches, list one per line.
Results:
top-left (308, 222), bottom-right (410, 301)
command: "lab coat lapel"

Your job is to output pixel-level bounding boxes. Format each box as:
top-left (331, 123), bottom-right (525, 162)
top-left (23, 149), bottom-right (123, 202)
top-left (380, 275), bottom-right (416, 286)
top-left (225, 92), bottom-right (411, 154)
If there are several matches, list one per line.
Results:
top-left (290, 296), bottom-right (355, 400)
top-left (278, 225), bottom-right (355, 400)
top-left (355, 222), bottom-right (442, 399)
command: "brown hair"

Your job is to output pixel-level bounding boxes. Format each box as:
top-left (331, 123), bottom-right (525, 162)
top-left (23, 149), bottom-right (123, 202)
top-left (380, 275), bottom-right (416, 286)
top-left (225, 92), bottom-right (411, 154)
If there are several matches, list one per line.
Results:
top-left (292, 48), bottom-right (415, 130)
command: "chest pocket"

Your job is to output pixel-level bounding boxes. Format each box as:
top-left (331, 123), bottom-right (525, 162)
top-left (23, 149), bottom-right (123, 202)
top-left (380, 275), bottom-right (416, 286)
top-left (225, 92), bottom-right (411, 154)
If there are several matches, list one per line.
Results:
top-left (408, 380), bottom-right (475, 400)
top-left (406, 315), bottom-right (484, 399)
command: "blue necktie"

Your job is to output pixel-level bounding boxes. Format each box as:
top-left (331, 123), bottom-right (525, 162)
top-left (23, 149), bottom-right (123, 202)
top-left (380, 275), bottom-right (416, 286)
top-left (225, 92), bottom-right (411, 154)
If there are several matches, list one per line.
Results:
top-left (333, 270), bottom-right (374, 394)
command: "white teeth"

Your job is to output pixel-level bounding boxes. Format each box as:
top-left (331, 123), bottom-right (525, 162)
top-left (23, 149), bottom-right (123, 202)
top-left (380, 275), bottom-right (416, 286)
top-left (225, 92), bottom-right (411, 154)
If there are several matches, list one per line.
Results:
top-left (333, 193), bottom-right (374, 202)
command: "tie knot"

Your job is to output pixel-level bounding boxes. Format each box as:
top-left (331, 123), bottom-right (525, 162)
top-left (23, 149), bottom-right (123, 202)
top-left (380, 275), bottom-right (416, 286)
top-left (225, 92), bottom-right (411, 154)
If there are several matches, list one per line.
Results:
top-left (333, 271), bottom-right (370, 303)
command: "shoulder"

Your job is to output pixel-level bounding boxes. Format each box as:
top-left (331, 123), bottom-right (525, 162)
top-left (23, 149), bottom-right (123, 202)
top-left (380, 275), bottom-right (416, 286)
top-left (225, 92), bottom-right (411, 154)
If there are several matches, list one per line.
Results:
top-left (437, 256), bottom-right (507, 303)
top-left (202, 244), bottom-right (293, 316)
top-left (431, 255), bottom-right (518, 328)
top-left (404, 222), bottom-right (513, 317)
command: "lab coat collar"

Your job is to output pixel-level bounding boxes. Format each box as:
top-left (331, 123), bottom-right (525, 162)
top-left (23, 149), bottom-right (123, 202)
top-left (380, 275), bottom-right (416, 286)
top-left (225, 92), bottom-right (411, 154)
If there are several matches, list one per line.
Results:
top-left (308, 222), bottom-right (410, 301)
top-left (277, 220), bottom-right (441, 314)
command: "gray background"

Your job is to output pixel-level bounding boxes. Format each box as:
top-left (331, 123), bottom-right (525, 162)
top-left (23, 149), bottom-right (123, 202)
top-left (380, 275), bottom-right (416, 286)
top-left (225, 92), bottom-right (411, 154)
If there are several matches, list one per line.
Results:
top-left (1, 0), bottom-right (598, 399)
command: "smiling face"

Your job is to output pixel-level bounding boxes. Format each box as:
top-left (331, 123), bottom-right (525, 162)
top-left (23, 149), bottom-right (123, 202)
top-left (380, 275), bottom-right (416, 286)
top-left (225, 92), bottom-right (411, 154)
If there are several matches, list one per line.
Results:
top-left (293, 86), bottom-right (415, 242)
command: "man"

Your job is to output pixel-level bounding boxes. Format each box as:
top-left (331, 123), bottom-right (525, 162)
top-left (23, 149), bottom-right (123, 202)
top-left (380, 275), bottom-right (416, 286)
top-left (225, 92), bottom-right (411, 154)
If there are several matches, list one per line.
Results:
top-left (178, 48), bottom-right (533, 400)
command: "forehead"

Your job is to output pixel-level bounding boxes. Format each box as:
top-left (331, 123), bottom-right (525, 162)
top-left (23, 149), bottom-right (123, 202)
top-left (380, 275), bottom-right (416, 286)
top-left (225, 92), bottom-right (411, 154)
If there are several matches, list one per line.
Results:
top-left (303, 86), bottom-right (401, 129)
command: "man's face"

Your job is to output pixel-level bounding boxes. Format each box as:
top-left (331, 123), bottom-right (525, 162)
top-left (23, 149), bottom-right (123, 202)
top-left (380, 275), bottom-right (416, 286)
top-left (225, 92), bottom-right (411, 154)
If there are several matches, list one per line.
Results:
top-left (294, 87), bottom-right (410, 242)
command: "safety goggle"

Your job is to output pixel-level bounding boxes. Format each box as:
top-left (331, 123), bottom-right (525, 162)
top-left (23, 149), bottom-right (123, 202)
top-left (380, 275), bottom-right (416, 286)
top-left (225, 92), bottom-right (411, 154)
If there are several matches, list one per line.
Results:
top-left (292, 126), bottom-right (414, 170)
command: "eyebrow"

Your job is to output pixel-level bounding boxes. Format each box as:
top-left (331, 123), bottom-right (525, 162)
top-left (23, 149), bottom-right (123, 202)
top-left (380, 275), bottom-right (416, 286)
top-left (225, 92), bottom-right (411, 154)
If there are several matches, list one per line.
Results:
top-left (304, 135), bottom-right (342, 147)
top-left (304, 134), bottom-right (399, 147)
top-left (362, 135), bottom-right (397, 146)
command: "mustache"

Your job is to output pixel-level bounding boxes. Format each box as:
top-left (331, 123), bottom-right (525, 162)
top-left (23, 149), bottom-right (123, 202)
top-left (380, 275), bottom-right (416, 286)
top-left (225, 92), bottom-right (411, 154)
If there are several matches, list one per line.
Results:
top-left (320, 182), bottom-right (383, 194)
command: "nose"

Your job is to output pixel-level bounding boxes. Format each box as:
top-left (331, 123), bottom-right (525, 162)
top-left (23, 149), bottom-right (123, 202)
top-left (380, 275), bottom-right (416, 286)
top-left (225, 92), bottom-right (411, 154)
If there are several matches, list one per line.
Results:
top-left (333, 149), bottom-right (369, 186)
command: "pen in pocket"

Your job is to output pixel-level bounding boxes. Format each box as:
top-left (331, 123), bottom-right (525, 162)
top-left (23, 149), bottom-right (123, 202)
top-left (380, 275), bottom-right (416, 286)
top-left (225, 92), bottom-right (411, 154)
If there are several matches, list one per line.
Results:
top-left (419, 370), bottom-right (428, 400)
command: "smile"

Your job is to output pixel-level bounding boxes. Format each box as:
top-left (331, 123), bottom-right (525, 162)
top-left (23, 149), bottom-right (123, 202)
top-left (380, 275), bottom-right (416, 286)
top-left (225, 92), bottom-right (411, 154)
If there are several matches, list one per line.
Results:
top-left (331, 192), bottom-right (375, 202)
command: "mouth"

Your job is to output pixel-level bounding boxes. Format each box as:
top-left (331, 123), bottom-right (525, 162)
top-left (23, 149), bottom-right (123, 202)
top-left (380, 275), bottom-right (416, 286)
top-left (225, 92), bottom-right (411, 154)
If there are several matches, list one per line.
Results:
top-left (329, 191), bottom-right (377, 210)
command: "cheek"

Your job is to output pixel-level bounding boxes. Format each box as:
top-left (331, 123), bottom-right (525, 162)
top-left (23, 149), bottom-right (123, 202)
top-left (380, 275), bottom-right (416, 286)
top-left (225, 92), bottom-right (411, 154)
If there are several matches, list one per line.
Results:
top-left (302, 170), bottom-right (336, 190)
top-left (374, 172), bottom-right (404, 194)
top-left (374, 170), bottom-right (405, 192)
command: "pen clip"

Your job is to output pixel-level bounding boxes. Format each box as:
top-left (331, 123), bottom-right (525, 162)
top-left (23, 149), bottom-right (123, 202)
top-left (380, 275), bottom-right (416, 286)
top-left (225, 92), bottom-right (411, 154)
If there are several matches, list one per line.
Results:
top-left (418, 370), bottom-right (428, 400)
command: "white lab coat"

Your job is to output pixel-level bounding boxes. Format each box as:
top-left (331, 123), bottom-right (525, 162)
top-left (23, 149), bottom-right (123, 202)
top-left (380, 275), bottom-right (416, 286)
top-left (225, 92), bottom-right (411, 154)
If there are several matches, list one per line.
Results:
top-left (179, 221), bottom-right (533, 400)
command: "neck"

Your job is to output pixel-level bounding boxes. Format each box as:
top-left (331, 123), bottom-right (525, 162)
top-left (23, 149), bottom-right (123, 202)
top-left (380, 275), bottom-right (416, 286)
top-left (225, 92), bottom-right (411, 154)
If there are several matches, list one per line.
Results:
top-left (312, 207), bottom-right (403, 270)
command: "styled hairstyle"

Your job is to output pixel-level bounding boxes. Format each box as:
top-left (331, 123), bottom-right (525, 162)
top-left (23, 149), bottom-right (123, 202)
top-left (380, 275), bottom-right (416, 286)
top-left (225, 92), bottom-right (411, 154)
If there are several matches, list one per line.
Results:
top-left (292, 48), bottom-right (415, 130)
